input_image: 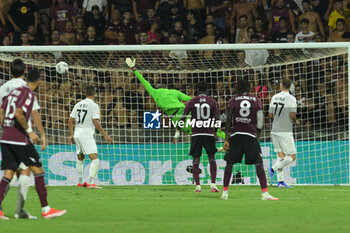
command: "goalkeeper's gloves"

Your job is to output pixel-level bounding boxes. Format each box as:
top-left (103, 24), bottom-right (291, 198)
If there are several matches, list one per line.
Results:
top-left (125, 57), bottom-right (136, 70)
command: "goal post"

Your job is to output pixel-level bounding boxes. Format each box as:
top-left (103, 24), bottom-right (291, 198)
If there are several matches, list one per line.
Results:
top-left (0, 43), bottom-right (348, 186)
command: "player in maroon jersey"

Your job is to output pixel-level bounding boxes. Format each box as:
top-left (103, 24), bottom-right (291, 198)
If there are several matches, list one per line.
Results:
top-left (221, 79), bottom-right (278, 201)
top-left (177, 82), bottom-right (220, 193)
top-left (0, 69), bottom-right (66, 220)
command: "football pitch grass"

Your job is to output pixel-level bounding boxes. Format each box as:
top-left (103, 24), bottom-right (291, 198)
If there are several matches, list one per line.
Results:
top-left (1, 186), bottom-right (350, 233)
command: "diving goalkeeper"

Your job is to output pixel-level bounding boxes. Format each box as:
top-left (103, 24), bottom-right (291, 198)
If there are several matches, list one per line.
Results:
top-left (125, 58), bottom-right (225, 140)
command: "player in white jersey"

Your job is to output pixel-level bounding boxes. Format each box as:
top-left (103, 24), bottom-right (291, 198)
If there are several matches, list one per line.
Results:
top-left (68, 86), bottom-right (112, 189)
top-left (0, 60), bottom-right (46, 219)
top-left (268, 79), bottom-right (300, 188)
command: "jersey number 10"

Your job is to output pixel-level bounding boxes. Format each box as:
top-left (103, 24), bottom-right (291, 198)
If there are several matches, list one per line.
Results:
top-left (194, 103), bottom-right (210, 119)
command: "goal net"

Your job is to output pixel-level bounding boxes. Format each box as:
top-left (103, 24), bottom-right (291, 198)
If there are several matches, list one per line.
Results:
top-left (0, 44), bottom-right (348, 186)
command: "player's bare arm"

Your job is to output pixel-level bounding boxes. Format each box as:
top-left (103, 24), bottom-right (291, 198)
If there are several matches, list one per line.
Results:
top-left (290, 112), bottom-right (301, 126)
top-left (68, 117), bottom-right (75, 144)
top-left (92, 118), bottom-right (112, 144)
top-left (223, 108), bottom-right (233, 151)
top-left (32, 110), bottom-right (46, 151)
top-left (14, 108), bottom-right (39, 143)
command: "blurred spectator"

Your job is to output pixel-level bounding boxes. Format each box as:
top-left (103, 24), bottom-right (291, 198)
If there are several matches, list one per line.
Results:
top-left (123, 78), bottom-right (144, 116)
top-left (184, 0), bottom-right (205, 11)
top-left (51, 0), bottom-right (75, 33)
top-left (271, 0), bottom-right (302, 15)
top-left (186, 10), bottom-right (204, 43)
top-left (205, 14), bottom-right (227, 42)
top-left (230, 0), bottom-right (259, 35)
top-left (36, 0), bottom-right (52, 16)
top-left (39, 12), bottom-right (51, 44)
top-left (121, 10), bottom-right (138, 44)
top-left (1, 36), bottom-right (11, 46)
top-left (158, 0), bottom-right (183, 35)
top-left (80, 25), bottom-right (102, 44)
top-left (133, 0), bottom-right (160, 22)
top-left (314, 32), bottom-right (324, 42)
top-left (206, 0), bottom-right (230, 30)
top-left (82, 0), bottom-right (108, 19)
top-left (117, 31), bottom-right (127, 45)
top-left (7, 0), bottom-right (39, 44)
top-left (286, 31), bottom-right (295, 42)
top-left (236, 14), bottom-right (249, 43)
top-left (111, 0), bottom-right (132, 16)
top-left (172, 20), bottom-right (190, 44)
top-left (298, 0), bottom-right (325, 38)
top-left (75, 16), bottom-right (86, 44)
top-left (139, 31), bottom-right (149, 44)
top-left (86, 5), bottom-right (106, 39)
top-left (269, 0), bottom-right (296, 35)
top-left (271, 16), bottom-right (292, 42)
top-left (147, 21), bottom-right (160, 44)
top-left (20, 31), bottom-right (31, 45)
top-left (199, 23), bottom-right (216, 44)
top-left (60, 21), bottom-right (76, 44)
top-left (328, 18), bottom-right (350, 41)
top-left (328, 0), bottom-right (349, 34)
top-left (295, 18), bottom-right (315, 42)
top-left (47, 28), bottom-right (68, 45)
top-left (103, 9), bottom-right (122, 45)
top-left (0, 6), bottom-right (6, 26)
top-left (27, 24), bottom-right (41, 44)
top-left (255, 17), bottom-right (269, 42)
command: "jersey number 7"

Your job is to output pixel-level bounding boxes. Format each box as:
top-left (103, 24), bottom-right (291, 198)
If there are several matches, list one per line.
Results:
top-left (77, 109), bottom-right (88, 123)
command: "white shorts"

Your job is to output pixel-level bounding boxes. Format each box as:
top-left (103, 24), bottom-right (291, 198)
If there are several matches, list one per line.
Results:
top-left (74, 136), bottom-right (98, 155)
top-left (271, 134), bottom-right (297, 155)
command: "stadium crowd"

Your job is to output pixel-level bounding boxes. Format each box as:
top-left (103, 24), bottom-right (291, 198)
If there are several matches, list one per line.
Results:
top-left (0, 0), bottom-right (350, 45)
top-left (0, 0), bottom-right (348, 141)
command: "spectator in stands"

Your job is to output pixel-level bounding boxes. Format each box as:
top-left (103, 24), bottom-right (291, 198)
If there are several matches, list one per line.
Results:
top-left (51, 0), bottom-right (75, 33)
top-left (0, 6), bottom-right (6, 26)
top-left (82, 0), bottom-right (108, 20)
top-left (229, 0), bottom-right (259, 36)
top-left (121, 10), bottom-right (138, 44)
top-left (158, 0), bottom-right (183, 35)
top-left (1, 36), bottom-right (11, 46)
top-left (7, 0), bottom-right (39, 44)
top-left (139, 31), bottom-right (149, 44)
top-left (314, 32), bottom-right (324, 42)
top-left (255, 17), bottom-right (269, 42)
top-left (75, 16), bottom-right (86, 44)
top-left (117, 31), bottom-right (127, 45)
top-left (205, 14), bottom-right (227, 42)
top-left (172, 20), bottom-right (190, 44)
top-left (86, 5), bottom-right (106, 40)
top-left (295, 18), bottom-right (316, 42)
top-left (147, 21), bottom-right (160, 44)
top-left (236, 15), bottom-right (249, 43)
top-left (298, 0), bottom-right (325, 38)
top-left (111, 0), bottom-right (132, 16)
top-left (103, 9), bottom-right (122, 45)
top-left (47, 29), bottom-right (67, 45)
top-left (328, 0), bottom-right (349, 35)
top-left (123, 78), bottom-right (144, 118)
top-left (328, 18), bottom-right (350, 41)
top-left (183, 0), bottom-right (205, 21)
top-left (271, 0), bottom-right (302, 15)
top-left (39, 12), bottom-right (50, 44)
top-left (207, 0), bottom-right (230, 30)
top-left (286, 32), bottom-right (295, 42)
top-left (27, 25), bottom-right (40, 45)
top-left (186, 10), bottom-right (204, 43)
top-left (60, 21), bottom-right (76, 45)
top-left (269, 0), bottom-right (295, 35)
top-left (271, 16), bottom-right (291, 42)
top-left (133, 0), bottom-right (160, 22)
top-left (20, 31), bottom-right (31, 45)
top-left (81, 25), bottom-right (102, 44)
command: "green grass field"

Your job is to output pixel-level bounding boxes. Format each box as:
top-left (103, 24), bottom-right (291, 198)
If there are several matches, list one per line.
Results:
top-left (1, 185), bottom-right (350, 233)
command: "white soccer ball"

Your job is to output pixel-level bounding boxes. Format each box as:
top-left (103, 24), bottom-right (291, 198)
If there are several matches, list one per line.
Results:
top-left (56, 61), bottom-right (69, 74)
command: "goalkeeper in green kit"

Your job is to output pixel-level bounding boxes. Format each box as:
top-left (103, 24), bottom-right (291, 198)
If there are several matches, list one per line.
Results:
top-left (125, 58), bottom-right (226, 141)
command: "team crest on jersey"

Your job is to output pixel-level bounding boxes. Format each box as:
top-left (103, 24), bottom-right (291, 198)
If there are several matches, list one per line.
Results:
top-left (25, 98), bottom-right (31, 106)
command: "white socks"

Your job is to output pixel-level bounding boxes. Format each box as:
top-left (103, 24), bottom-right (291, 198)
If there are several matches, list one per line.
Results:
top-left (88, 159), bottom-right (99, 184)
top-left (18, 175), bottom-right (30, 201)
top-left (42, 205), bottom-right (51, 213)
top-left (76, 160), bottom-right (84, 184)
top-left (277, 170), bottom-right (284, 182)
top-left (272, 156), bottom-right (294, 171)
